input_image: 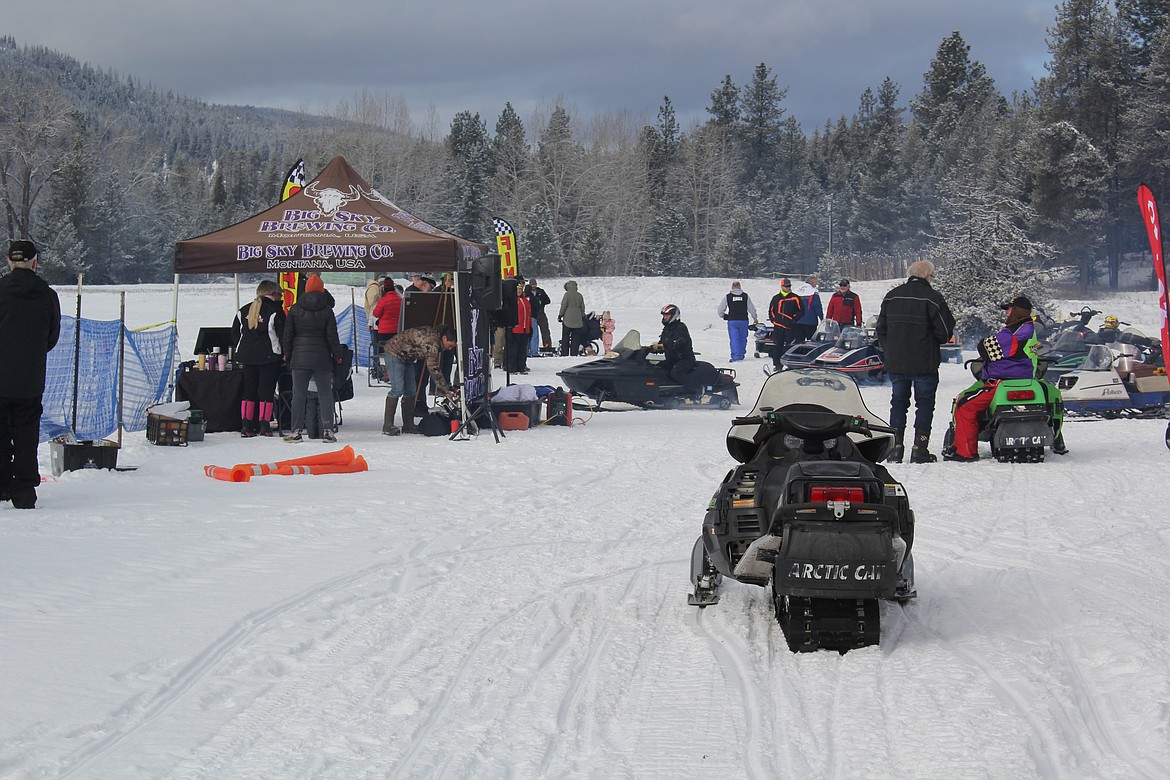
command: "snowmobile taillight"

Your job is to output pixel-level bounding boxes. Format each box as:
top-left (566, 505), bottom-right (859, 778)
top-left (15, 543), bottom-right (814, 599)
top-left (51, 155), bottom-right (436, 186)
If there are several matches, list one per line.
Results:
top-left (1005, 389), bottom-right (1036, 401)
top-left (809, 485), bottom-right (865, 502)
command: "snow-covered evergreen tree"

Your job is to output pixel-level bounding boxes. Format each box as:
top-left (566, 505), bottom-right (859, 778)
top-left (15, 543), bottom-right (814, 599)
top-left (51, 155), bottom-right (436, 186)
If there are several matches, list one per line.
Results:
top-left (930, 182), bottom-right (1054, 342)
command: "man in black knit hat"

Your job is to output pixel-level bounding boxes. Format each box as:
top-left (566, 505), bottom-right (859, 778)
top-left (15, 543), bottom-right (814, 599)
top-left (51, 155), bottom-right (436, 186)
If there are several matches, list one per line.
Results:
top-left (0, 241), bottom-right (61, 508)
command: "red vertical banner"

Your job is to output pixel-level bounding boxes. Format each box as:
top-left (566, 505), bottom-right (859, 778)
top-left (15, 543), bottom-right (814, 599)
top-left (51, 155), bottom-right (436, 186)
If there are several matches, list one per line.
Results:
top-left (1137, 184), bottom-right (1170, 370)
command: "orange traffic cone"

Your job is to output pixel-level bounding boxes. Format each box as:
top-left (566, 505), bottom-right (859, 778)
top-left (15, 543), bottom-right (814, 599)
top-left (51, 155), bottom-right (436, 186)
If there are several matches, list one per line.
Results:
top-left (275, 455), bottom-right (368, 476)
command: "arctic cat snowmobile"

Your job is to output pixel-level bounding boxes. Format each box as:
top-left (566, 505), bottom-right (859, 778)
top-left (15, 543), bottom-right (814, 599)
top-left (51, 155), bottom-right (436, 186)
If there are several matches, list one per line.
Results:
top-left (942, 360), bottom-right (1067, 462)
top-left (557, 329), bottom-right (740, 409)
top-left (689, 369), bottom-right (916, 653)
top-left (1056, 337), bottom-right (1170, 418)
top-left (778, 320), bottom-right (842, 370)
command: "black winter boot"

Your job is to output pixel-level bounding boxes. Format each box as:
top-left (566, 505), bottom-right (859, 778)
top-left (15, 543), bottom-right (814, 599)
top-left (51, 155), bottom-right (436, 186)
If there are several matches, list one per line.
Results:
top-left (886, 428), bottom-right (905, 463)
top-left (910, 429), bottom-right (937, 463)
top-left (401, 397), bottom-right (420, 434)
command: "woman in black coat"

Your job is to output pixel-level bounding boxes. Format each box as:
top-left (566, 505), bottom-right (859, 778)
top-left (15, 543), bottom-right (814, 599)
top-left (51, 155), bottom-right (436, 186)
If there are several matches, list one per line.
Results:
top-left (281, 275), bottom-right (342, 442)
top-left (231, 280), bottom-right (285, 437)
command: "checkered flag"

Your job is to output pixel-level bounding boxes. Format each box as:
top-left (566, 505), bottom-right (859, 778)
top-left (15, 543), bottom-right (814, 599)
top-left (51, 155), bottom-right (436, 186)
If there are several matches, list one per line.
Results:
top-left (281, 159), bottom-right (306, 201)
top-left (492, 217), bottom-right (515, 237)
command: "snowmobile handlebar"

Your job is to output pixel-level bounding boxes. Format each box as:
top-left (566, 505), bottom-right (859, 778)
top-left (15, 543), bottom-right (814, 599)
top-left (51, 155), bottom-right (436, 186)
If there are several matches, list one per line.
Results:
top-left (733, 410), bottom-right (890, 440)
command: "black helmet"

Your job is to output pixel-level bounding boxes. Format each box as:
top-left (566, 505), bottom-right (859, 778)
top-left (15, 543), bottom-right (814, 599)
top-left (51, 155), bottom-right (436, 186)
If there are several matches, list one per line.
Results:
top-left (661, 304), bottom-right (680, 325)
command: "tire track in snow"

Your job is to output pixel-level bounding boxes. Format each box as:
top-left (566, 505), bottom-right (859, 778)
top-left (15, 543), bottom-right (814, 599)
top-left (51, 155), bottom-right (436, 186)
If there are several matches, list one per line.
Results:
top-left (898, 606), bottom-right (1063, 777)
top-left (689, 601), bottom-right (771, 778)
top-left (1020, 567), bottom-right (1166, 779)
top-left (56, 560), bottom-right (398, 779)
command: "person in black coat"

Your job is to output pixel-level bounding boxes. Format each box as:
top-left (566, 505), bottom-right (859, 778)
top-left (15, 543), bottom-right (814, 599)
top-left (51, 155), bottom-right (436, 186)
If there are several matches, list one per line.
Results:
top-left (875, 260), bottom-right (956, 463)
top-left (281, 274), bottom-right (342, 442)
top-left (231, 279), bottom-right (285, 437)
top-left (656, 304), bottom-right (702, 394)
top-left (0, 241), bottom-right (61, 509)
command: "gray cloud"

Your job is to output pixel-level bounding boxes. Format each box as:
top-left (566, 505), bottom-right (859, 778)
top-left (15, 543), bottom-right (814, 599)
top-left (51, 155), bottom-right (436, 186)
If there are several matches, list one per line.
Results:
top-left (5, 0), bottom-right (1054, 132)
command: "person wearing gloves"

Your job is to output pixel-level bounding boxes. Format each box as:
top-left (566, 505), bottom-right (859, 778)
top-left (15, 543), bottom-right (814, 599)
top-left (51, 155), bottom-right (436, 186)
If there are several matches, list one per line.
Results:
top-left (654, 304), bottom-right (702, 395)
top-left (767, 278), bottom-right (805, 370)
top-left (281, 274), bottom-right (342, 443)
top-left (716, 281), bottom-right (757, 362)
top-left (944, 295), bottom-right (1040, 462)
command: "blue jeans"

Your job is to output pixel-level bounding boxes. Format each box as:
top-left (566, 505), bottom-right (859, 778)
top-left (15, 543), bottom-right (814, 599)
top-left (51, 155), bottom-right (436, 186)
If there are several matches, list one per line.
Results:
top-left (528, 319), bottom-right (540, 357)
top-left (727, 320), bottom-right (748, 361)
top-left (385, 354), bottom-right (418, 399)
top-left (887, 372), bottom-right (939, 432)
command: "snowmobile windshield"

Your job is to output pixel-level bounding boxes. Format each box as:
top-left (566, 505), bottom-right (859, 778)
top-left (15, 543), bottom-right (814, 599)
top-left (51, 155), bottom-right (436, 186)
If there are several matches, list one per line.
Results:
top-left (1115, 328), bottom-right (1149, 345)
top-left (837, 327), bottom-right (865, 350)
top-left (613, 329), bottom-right (642, 357)
top-left (812, 320), bottom-right (842, 342)
top-left (726, 368), bottom-right (891, 462)
top-left (1050, 330), bottom-right (1086, 352)
top-left (1082, 344), bottom-right (1114, 370)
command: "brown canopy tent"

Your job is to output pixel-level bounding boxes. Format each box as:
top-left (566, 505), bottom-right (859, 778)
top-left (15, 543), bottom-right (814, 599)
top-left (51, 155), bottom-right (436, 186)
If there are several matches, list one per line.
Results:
top-left (175, 155), bottom-right (487, 274)
top-left (171, 156), bottom-right (493, 431)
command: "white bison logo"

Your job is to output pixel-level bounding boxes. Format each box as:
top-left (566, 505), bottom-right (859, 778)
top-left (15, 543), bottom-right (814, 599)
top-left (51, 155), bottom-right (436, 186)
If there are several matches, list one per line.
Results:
top-left (304, 183), bottom-right (360, 216)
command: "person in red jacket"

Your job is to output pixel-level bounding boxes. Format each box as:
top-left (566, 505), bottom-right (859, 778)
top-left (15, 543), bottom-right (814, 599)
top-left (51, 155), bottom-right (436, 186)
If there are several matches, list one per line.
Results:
top-left (767, 278), bottom-right (805, 370)
top-left (506, 282), bottom-right (533, 374)
top-left (826, 279), bottom-right (863, 326)
top-left (371, 280), bottom-right (402, 346)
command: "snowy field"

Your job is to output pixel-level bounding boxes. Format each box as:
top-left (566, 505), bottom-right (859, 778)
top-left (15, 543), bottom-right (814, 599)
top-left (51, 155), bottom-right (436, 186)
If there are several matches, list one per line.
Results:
top-left (2, 276), bottom-right (1169, 779)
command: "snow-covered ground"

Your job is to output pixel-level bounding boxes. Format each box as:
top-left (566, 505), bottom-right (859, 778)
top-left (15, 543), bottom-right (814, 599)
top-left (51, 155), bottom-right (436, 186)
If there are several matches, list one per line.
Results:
top-left (3, 276), bottom-right (1169, 779)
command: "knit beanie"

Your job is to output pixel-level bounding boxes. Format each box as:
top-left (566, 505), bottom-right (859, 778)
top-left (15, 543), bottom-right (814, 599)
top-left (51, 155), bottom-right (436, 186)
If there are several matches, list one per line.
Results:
top-left (305, 275), bottom-right (325, 293)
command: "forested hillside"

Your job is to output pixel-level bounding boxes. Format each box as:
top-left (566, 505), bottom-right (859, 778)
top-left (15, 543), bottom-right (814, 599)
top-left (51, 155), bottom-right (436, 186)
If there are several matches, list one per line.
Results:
top-left (3, 0), bottom-right (1170, 290)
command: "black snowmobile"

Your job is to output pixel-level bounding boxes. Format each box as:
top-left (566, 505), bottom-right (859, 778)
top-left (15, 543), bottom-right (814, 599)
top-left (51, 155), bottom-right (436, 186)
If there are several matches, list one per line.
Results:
top-left (557, 329), bottom-right (740, 409)
top-left (689, 368), bottom-right (916, 653)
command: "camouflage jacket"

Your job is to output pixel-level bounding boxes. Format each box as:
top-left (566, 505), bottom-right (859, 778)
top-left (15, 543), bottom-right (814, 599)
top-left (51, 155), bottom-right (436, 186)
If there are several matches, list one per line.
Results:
top-left (384, 325), bottom-right (453, 394)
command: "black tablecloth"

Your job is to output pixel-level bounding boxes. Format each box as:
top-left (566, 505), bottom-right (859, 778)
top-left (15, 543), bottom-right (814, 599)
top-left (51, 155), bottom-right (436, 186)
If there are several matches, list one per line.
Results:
top-left (175, 369), bottom-right (244, 433)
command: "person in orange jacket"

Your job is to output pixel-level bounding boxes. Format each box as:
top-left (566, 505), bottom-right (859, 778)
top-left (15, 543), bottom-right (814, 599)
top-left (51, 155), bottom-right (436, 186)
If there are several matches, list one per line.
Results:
top-left (767, 277), bottom-right (804, 370)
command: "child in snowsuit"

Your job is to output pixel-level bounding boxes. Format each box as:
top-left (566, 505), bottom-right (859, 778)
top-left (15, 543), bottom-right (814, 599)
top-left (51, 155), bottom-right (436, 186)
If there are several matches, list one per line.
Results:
top-left (600, 310), bottom-right (616, 352)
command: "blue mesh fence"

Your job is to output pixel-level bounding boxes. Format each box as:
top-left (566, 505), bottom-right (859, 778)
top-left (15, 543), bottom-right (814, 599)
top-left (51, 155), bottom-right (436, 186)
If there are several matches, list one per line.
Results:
top-left (337, 305), bottom-right (372, 368)
top-left (40, 316), bottom-right (179, 442)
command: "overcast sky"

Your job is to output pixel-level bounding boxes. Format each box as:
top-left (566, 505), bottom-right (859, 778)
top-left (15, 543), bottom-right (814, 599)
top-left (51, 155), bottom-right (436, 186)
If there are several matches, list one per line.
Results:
top-left (6, 0), bottom-right (1056, 133)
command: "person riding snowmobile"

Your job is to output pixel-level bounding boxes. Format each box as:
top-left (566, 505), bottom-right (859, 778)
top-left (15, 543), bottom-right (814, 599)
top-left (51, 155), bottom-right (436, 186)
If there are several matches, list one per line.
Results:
top-left (1096, 315), bottom-right (1120, 344)
top-left (654, 304), bottom-right (702, 395)
top-left (945, 295), bottom-right (1038, 462)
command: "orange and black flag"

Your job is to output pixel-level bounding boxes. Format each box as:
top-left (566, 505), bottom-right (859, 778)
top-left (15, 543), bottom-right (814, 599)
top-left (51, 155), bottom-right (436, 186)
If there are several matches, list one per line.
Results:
top-left (279, 159), bottom-right (307, 312)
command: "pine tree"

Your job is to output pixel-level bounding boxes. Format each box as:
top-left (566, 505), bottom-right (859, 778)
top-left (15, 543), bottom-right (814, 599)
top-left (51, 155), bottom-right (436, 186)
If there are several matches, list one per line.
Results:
top-left (1122, 25), bottom-right (1170, 197)
top-left (738, 63), bottom-right (789, 189)
top-left (446, 110), bottom-right (493, 239)
top-left (522, 201), bottom-right (565, 276)
top-left (1035, 0), bottom-right (1131, 287)
top-left (849, 79), bottom-right (910, 253)
top-left (929, 181), bottom-right (1054, 341)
